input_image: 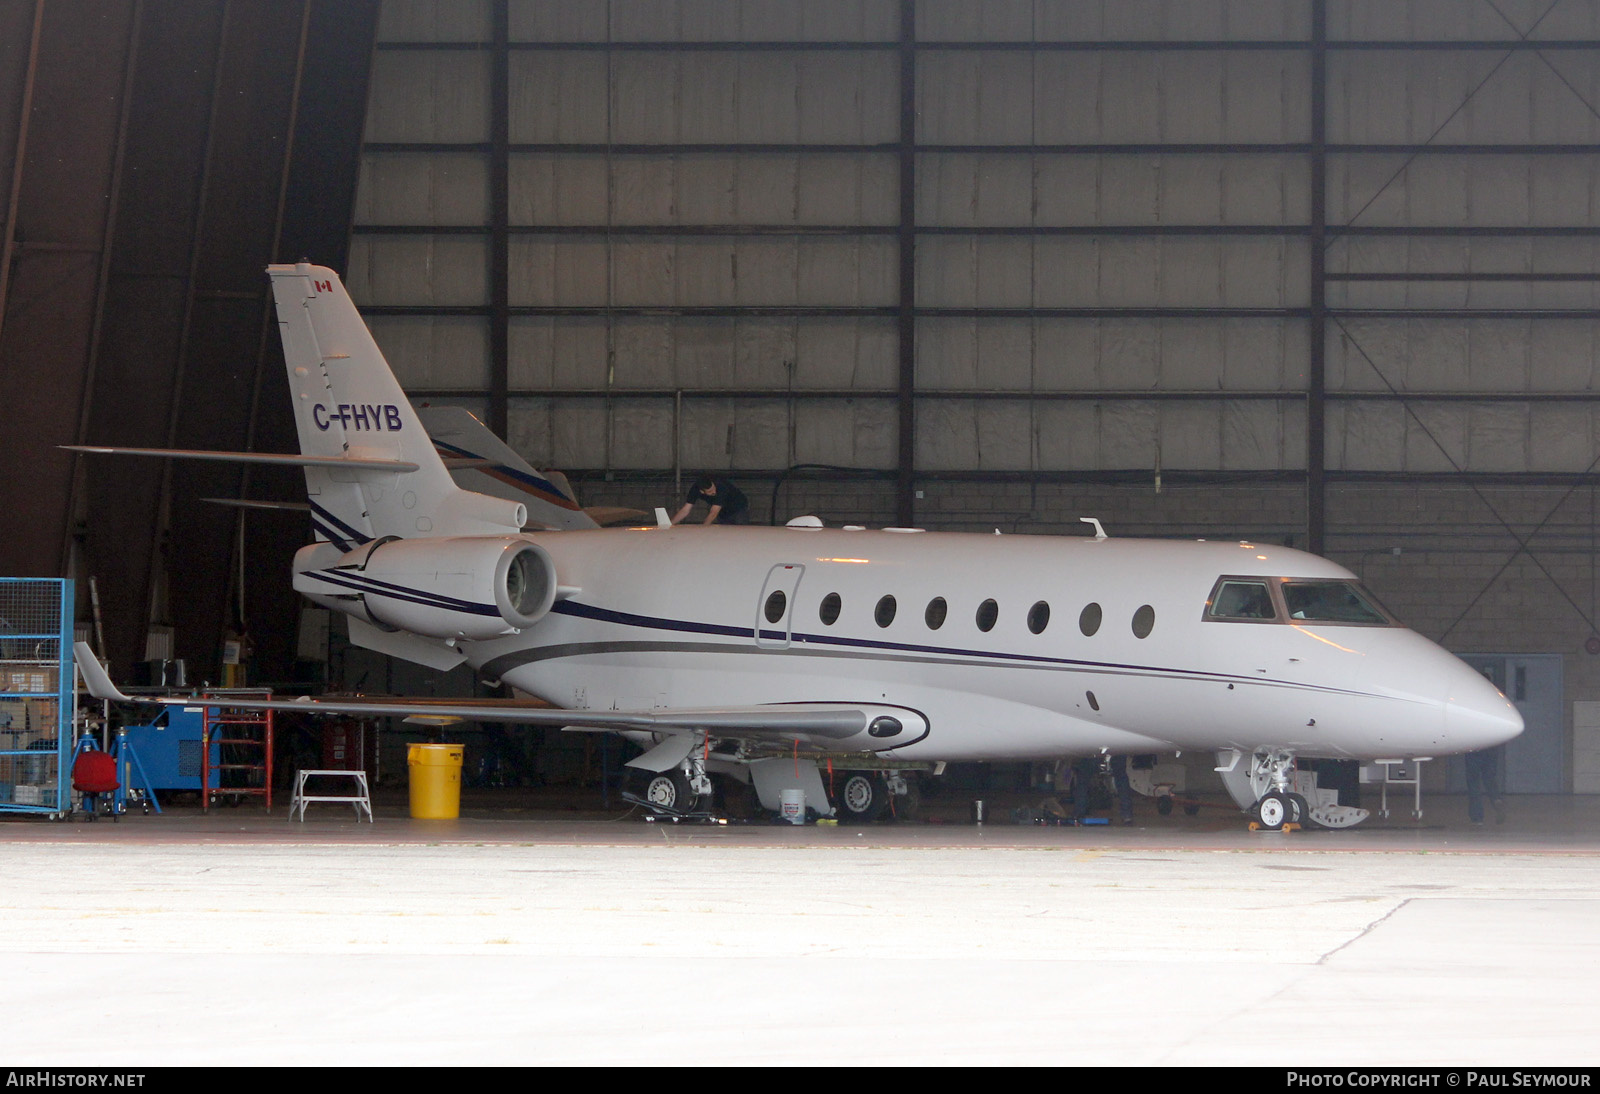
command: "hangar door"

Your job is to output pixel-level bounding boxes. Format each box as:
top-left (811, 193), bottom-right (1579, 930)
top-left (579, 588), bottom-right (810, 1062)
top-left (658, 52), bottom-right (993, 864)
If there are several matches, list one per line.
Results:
top-left (1456, 655), bottom-right (1563, 795)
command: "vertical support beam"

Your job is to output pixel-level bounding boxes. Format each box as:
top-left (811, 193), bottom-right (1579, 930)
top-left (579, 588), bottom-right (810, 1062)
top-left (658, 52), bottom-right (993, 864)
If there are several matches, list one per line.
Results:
top-left (227, 0), bottom-right (313, 686)
top-left (489, 0), bottom-right (510, 439)
top-left (149, 0), bottom-right (236, 675)
top-left (249, 0), bottom-right (381, 682)
top-left (166, 0), bottom-right (317, 683)
top-left (276, 0), bottom-right (379, 272)
top-left (80, 0), bottom-right (228, 672)
top-left (0, 0), bottom-right (46, 341)
top-left (1306, 0), bottom-right (1327, 556)
top-left (895, 0), bottom-right (917, 527)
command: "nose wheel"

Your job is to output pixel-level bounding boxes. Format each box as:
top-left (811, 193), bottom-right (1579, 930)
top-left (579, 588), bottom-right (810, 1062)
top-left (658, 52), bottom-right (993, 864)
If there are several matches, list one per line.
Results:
top-left (1254, 789), bottom-right (1309, 831)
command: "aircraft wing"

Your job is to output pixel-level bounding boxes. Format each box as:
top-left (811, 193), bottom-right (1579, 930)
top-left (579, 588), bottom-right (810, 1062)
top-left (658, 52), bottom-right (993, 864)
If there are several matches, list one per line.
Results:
top-left (74, 642), bottom-right (905, 746)
top-left (63, 445), bottom-right (419, 473)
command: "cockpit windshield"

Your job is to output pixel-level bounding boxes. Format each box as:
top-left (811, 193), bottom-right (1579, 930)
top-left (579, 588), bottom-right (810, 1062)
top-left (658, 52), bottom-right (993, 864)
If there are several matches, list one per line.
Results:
top-left (1207, 580), bottom-right (1277, 621)
top-left (1204, 576), bottom-right (1394, 626)
top-left (1281, 581), bottom-right (1389, 625)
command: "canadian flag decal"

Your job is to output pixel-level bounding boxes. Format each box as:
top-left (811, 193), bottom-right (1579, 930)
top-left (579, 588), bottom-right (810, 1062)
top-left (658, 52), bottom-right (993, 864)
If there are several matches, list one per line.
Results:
top-left (314, 279), bottom-right (332, 293)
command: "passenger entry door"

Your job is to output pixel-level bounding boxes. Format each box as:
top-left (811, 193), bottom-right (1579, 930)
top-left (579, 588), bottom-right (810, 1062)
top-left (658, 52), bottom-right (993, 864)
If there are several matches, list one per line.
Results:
top-left (755, 564), bottom-right (805, 649)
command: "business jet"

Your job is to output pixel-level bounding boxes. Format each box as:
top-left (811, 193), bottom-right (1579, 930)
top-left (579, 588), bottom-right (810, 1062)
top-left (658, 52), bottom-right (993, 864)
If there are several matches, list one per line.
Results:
top-left (69, 262), bottom-right (1523, 830)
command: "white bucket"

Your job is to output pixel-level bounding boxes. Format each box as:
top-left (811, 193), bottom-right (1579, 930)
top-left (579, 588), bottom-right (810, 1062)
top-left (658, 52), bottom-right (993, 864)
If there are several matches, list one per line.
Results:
top-left (779, 788), bottom-right (805, 824)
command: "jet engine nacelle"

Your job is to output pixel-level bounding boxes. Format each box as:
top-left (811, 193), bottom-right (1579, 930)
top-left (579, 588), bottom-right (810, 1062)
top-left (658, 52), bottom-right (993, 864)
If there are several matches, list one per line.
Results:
top-left (339, 535), bottom-right (558, 641)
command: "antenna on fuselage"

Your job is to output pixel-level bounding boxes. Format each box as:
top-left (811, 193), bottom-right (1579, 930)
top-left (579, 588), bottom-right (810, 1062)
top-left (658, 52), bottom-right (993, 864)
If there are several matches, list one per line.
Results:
top-left (1080, 517), bottom-right (1108, 540)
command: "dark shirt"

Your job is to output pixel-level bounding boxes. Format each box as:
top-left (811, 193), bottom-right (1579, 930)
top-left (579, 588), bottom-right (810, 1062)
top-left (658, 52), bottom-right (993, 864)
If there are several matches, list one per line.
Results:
top-left (686, 478), bottom-right (749, 524)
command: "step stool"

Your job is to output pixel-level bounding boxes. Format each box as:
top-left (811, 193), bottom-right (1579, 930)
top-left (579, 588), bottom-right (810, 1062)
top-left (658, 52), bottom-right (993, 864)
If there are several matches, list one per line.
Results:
top-left (289, 769), bottom-right (373, 822)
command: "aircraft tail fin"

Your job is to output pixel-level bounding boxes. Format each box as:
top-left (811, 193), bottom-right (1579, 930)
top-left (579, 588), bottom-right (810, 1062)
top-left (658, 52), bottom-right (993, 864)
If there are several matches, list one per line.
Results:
top-left (267, 263), bottom-right (526, 546)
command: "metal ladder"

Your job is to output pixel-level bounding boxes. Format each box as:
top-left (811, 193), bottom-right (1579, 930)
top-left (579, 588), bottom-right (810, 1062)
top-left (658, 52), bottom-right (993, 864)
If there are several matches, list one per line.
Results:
top-left (200, 692), bottom-right (274, 812)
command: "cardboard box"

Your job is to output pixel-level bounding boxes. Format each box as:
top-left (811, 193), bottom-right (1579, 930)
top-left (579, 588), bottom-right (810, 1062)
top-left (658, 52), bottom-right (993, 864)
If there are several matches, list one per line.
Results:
top-left (0, 701), bottom-right (57, 735)
top-left (0, 661), bottom-right (57, 696)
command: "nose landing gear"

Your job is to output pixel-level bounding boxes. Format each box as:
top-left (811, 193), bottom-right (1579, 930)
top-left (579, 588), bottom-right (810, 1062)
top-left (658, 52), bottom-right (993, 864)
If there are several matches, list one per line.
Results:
top-left (1216, 748), bottom-right (1368, 830)
top-left (1253, 787), bottom-right (1308, 832)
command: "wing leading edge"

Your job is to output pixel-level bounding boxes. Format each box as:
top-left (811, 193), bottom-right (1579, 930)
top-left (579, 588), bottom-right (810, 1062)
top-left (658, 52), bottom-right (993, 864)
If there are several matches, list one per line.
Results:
top-left (63, 445), bottom-right (418, 472)
top-left (73, 642), bottom-right (924, 748)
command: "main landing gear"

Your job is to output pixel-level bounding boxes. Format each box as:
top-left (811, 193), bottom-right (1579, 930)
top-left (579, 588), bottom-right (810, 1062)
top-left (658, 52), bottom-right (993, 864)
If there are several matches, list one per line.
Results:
top-left (625, 751), bottom-right (715, 818)
top-left (626, 749), bottom-right (921, 824)
top-left (636, 770), bottom-right (701, 814)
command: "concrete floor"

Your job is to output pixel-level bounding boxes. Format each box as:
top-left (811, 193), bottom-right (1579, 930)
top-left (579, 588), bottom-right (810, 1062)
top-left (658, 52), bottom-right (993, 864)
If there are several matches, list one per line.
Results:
top-left (3, 790), bottom-right (1599, 1066)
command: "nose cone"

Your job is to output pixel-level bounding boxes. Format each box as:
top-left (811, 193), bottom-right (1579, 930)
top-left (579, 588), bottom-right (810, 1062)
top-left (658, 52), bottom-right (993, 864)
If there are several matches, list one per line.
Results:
top-left (1352, 630), bottom-right (1524, 754)
top-left (1444, 664), bottom-right (1524, 751)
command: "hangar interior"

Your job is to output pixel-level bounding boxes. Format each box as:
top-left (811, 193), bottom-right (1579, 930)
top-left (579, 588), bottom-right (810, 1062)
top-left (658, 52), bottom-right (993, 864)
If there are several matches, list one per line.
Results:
top-left (4, 0), bottom-right (1600, 803)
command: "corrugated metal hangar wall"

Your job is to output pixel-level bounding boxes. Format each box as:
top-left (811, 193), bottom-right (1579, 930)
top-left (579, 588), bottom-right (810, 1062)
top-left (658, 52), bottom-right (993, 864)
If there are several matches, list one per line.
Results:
top-left (351, 0), bottom-right (1600, 792)
top-left (5, 0), bottom-right (1600, 792)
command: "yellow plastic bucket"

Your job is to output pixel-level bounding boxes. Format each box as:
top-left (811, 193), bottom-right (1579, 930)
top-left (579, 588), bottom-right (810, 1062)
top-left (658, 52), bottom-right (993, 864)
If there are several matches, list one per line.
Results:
top-left (407, 743), bottom-right (464, 819)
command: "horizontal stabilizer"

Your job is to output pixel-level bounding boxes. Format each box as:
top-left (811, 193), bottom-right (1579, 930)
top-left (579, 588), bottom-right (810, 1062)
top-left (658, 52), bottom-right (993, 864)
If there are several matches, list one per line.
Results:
top-left (201, 497), bottom-right (312, 513)
top-left (64, 445), bottom-right (419, 473)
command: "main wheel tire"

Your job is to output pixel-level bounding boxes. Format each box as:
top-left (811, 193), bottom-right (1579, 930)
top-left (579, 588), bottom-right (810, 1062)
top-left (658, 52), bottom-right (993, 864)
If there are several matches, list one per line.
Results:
top-left (1156, 795), bottom-right (1173, 816)
top-left (640, 771), bottom-right (696, 815)
top-left (1256, 790), bottom-right (1290, 831)
top-left (890, 776), bottom-right (921, 822)
top-left (835, 772), bottom-right (887, 822)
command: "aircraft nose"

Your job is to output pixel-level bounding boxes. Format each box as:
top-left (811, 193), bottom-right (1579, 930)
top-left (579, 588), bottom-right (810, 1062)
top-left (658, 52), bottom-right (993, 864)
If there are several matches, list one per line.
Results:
top-left (1443, 664), bottom-right (1523, 751)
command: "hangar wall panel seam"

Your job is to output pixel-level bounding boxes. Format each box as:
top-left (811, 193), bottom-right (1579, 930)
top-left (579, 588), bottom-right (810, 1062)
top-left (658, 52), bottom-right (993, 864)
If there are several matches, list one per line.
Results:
top-left (350, 0), bottom-right (1600, 531)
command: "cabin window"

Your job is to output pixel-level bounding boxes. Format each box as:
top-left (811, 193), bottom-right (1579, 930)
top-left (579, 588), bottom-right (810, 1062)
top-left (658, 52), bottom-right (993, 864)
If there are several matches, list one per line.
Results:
top-left (819, 592), bottom-right (841, 625)
top-left (1079, 603), bottom-right (1102, 636)
top-left (875, 595), bottom-right (897, 627)
top-left (1206, 580), bottom-right (1277, 622)
top-left (1132, 604), bottom-right (1155, 639)
top-left (764, 590), bottom-right (787, 624)
top-left (1282, 581), bottom-right (1389, 625)
top-left (1028, 601), bottom-right (1050, 634)
top-left (976, 599), bottom-right (998, 632)
top-left (925, 597), bottom-right (947, 630)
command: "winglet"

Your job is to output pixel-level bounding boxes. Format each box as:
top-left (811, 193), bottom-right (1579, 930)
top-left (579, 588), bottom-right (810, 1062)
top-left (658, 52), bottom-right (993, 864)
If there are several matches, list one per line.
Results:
top-left (74, 642), bottom-right (133, 702)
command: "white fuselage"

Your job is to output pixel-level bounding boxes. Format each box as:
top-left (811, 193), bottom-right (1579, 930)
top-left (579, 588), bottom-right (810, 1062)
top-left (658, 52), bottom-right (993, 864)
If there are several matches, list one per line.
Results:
top-left (461, 525), bottom-right (1521, 762)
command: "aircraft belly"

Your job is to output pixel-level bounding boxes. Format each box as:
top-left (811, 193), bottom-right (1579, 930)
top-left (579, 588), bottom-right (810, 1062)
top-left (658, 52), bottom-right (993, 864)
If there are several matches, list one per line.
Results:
top-left (493, 637), bottom-right (1175, 759)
